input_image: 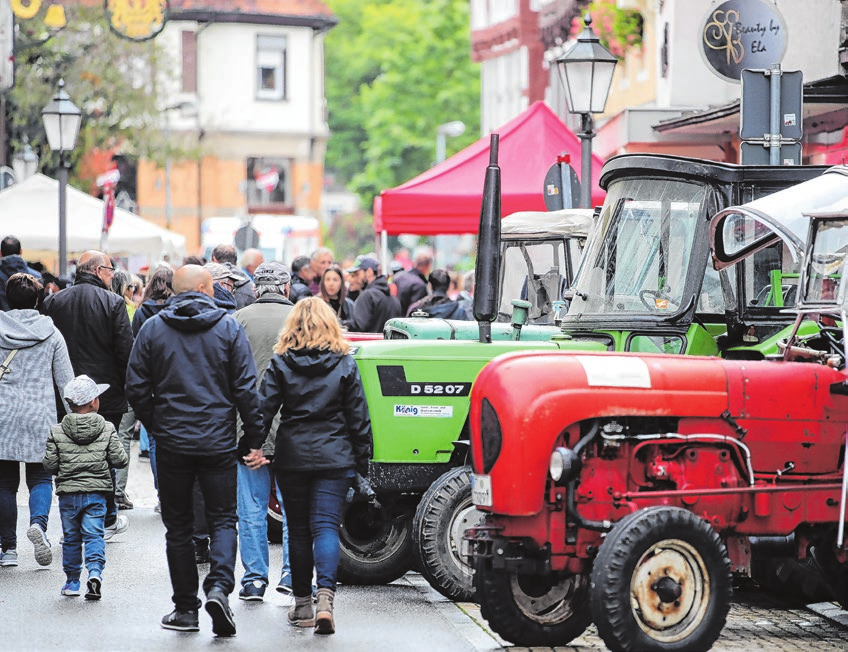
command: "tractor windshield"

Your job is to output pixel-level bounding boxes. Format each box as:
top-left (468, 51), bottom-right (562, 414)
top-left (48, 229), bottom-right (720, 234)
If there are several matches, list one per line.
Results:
top-left (566, 178), bottom-right (707, 319)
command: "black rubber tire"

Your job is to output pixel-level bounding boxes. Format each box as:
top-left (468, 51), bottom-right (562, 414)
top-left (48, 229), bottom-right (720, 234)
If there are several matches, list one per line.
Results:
top-left (474, 556), bottom-right (591, 647)
top-left (337, 500), bottom-right (414, 585)
top-left (590, 506), bottom-right (732, 652)
top-left (266, 511), bottom-right (283, 544)
top-left (413, 465), bottom-right (481, 601)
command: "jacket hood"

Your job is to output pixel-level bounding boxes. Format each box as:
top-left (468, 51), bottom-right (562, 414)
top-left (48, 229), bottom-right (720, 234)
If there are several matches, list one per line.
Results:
top-left (281, 348), bottom-right (345, 378)
top-left (61, 412), bottom-right (108, 445)
top-left (364, 275), bottom-right (391, 296)
top-left (212, 283), bottom-right (237, 312)
top-left (139, 299), bottom-right (169, 319)
top-left (0, 255), bottom-right (32, 277)
top-left (0, 309), bottom-right (56, 349)
top-left (160, 292), bottom-right (227, 332)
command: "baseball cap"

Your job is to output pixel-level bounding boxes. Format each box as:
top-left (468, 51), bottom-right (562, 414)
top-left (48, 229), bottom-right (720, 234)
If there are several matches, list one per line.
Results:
top-left (204, 262), bottom-right (244, 283)
top-left (346, 256), bottom-right (380, 273)
top-left (63, 375), bottom-right (109, 406)
top-left (253, 261), bottom-right (291, 286)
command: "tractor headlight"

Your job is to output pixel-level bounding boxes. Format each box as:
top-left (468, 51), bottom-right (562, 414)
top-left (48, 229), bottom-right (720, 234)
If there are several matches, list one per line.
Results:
top-left (549, 447), bottom-right (581, 485)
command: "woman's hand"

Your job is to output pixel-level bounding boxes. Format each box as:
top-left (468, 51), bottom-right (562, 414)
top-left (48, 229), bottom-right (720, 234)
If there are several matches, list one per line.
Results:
top-left (243, 449), bottom-right (270, 469)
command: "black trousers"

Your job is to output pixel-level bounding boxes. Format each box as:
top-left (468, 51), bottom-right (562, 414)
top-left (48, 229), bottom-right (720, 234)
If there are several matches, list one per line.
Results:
top-left (156, 449), bottom-right (238, 611)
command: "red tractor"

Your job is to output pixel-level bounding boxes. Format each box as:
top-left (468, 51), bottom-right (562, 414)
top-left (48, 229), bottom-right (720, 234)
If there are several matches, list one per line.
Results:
top-left (466, 209), bottom-right (848, 651)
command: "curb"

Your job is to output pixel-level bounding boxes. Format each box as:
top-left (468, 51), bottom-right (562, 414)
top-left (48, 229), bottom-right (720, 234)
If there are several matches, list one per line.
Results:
top-left (806, 601), bottom-right (848, 629)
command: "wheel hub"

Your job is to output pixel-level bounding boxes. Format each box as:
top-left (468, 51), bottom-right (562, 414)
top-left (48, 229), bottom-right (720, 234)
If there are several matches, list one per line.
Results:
top-left (630, 539), bottom-right (709, 642)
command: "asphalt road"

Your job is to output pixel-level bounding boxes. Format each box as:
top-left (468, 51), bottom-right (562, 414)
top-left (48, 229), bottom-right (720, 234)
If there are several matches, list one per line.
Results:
top-left (5, 444), bottom-right (848, 652)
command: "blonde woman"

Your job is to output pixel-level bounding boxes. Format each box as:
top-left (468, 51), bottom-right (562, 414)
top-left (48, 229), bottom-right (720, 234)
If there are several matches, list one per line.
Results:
top-left (259, 297), bottom-right (372, 636)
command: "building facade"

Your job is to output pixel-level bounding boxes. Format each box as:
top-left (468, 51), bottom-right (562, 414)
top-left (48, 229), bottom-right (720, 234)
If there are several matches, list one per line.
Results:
top-left (137, 0), bottom-right (336, 254)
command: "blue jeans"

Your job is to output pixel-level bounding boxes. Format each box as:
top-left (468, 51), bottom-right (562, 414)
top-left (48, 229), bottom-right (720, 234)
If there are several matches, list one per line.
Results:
top-left (59, 492), bottom-right (107, 581)
top-left (275, 468), bottom-right (354, 597)
top-left (157, 450), bottom-right (238, 612)
top-left (0, 461), bottom-right (53, 551)
top-left (237, 463), bottom-right (289, 587)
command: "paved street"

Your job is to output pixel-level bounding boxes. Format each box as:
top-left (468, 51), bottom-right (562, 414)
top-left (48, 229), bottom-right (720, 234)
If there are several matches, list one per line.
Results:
top-left (3, 444), bottom-right (848, 651)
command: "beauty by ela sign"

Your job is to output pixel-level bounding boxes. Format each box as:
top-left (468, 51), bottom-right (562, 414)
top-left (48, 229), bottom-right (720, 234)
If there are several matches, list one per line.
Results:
top-left (701, 0), bottom-right (787, 83)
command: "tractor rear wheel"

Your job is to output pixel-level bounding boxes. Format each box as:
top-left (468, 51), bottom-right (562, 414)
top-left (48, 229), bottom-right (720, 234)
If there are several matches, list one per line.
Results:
top-left (413, 465), bottom-right (482, 601)
top-left (337, 499), bottom-right (414, 585)
top-left (590, 506), bottom-right (731, 652)
top-left (474, 556), bottom-right (591, 646)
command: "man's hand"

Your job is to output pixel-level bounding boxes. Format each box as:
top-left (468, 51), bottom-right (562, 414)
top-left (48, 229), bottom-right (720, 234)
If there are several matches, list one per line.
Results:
top-left (242, 449), bottom-right (269, 469)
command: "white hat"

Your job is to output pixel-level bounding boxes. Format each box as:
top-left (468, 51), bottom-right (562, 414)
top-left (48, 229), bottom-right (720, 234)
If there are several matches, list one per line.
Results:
top-left (63, 375), bottom-right (109, 406)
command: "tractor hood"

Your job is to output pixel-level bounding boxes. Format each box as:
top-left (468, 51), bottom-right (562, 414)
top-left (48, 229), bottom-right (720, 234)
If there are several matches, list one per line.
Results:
top-left (710, 165), bottom-right (848, 270)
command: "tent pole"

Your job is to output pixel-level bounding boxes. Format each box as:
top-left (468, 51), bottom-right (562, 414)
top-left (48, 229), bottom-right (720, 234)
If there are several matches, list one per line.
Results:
top-left (381, 230), bottom-right (389, 275)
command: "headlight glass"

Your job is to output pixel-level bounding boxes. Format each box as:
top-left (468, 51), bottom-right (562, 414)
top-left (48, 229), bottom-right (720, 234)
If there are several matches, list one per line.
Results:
top-left (549, 448), bottom-right (567, 482)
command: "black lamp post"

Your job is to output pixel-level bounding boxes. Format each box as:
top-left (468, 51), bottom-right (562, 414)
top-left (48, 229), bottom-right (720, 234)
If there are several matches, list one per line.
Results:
top-left (555, 15), bottom-right (618, 209)
top-left (41, 79), bottom-right (81, 277)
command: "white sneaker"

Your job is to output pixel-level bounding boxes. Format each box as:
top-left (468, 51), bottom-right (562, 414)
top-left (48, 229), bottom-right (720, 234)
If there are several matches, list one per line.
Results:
top-left (27, 525), bottom-right (52, 566)
top-left (0, 549), bottom-right (18, 566)
top-left (104, 515), bottom-right (129, 541)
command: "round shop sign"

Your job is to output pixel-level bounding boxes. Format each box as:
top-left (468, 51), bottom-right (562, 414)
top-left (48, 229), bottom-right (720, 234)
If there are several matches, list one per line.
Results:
top-left (104, 0), bottom-right (168, 42)
top-left (701, 0), bottom-right (787, 83)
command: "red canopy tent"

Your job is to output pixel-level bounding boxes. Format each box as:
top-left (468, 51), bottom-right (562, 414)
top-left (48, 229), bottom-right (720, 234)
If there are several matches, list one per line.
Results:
top-left (373, 101), bottom-right (606, 236)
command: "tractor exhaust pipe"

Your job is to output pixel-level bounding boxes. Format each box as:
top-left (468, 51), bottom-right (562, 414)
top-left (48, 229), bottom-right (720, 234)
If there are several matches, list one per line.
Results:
top-left (473, 134), bottom-right (502, 343)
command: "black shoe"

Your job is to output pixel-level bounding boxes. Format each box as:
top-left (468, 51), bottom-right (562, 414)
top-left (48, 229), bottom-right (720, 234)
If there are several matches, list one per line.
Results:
top-left (116, 498), bottom-right (134, 510)
top-left (205, 589), bottom-right (236, 637)
top-left (161, 608), bottom-right (199, 632)
top-left (139, 450), bottom-right (150, 459)
top-left (84, 575), bottom-right (102, 601)
top-left (238, 580), bottom-right (265, 602)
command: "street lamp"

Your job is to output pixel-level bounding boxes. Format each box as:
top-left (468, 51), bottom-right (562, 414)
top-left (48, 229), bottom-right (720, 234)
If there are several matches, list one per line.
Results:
top-left (435, 120), bottom-right (466, 165)
top-left (41, 79), bottom-right (82, 277)
top-left (556, 15), bottom-right (617, 208)
top-left (12, 137), bottom-right (39, 182)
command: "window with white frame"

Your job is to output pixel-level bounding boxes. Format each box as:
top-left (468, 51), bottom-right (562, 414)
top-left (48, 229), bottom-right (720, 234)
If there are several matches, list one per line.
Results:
top-left (256, 35), bottom-right (287, 101)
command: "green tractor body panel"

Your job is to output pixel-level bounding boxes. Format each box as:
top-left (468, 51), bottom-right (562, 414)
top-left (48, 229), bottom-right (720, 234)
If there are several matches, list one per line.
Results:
top-left (384, 317), bottom-right (561, 341)
top-left (354, 338), bottom-right (605, 464)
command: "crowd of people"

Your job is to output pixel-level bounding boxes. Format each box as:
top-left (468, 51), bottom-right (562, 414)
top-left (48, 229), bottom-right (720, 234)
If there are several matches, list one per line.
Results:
top-left (0, 235), bottom-right (475, 639)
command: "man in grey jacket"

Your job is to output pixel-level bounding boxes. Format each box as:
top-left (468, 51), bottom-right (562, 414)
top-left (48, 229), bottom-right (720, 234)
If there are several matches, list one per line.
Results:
top-left (233, 262), bottom-right (294, 600)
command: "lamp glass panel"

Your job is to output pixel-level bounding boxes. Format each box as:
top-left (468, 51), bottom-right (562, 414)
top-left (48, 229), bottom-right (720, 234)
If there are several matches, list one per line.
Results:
top-left (589, 60), bottom-right (616, 113)
top-left (562, 60), bottom-right (594, 113)
top-left (59, 113), bottom-right (81, 151)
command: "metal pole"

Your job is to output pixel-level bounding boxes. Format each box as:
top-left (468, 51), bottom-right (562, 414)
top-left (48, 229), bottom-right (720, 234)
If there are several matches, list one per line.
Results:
top-left (435, 132), bottom-right (446, 167)
top-left (165, 110), bottom-right (172, 229)
top-left (769, 64), bottom-right (781, 166)
top-left (578, 113), bottom-right (594, 209)
top-left (58, 158), bottom-right (68, 276)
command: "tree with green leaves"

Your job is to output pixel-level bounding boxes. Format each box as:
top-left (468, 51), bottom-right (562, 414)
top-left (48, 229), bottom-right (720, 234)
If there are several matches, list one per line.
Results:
top-left (324, 0), bottom-right (480, 213)
top-left (6, 5), bottom-right (175, 185)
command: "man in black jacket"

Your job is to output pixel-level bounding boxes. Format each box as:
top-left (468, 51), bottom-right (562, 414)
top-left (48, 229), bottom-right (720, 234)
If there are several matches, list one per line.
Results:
top-left (407, 269), bottom-right (472, 320)
top-left (0, 236), bottom-right (42, 311)
top-left (347, 257), bottom-right (403, 333)
top-left (42, 250), bottom-right (132, 538)
top-left (126, 265), bottom-right (267, 638)
top-left (393, 248), bottom-right (432, 315)
top-left (289, 256), bottom-right (313, 303)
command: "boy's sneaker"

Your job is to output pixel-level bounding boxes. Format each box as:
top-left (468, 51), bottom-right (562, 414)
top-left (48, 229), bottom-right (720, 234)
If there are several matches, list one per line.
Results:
top-left (161, 608), bottom-right (199, 632)
top-left (27, 524), bottom-right (52, 566)
top-left (238, 580), bottom-right (265, 601)
top-left (61, 580), bottom-right (82, 596)
top-left (85, 574), bottom-right (102, 600)
top-left (104, 515), bottom-right (129, 541)
top-left (0, 549), bottom-right (18, 566)
top-left (205, 588), bottom-right (236, 637)
top-left (275, 571), bottom-right (293, 595)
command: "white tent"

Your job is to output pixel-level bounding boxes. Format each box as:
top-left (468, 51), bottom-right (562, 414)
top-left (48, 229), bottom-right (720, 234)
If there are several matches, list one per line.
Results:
top-left (0, 174), bottom-right (185, 264)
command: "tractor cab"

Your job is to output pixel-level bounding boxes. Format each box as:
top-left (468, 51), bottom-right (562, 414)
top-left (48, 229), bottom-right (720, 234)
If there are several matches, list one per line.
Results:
top-left (562, 155), bottom-right (831, 357)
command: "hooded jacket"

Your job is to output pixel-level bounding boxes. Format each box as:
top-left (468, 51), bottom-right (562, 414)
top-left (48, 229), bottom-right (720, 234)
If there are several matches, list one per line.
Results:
top-left (348, 275), bottom-right (403, 333)
top-left (42, 272), bottom-right (133, 416)
top-left (407, 292), bottom-right (472, 320)
top-left (0, 310), bottom-right (74, 462)
top-left (290, 275), bottom-right (313, 303)
top-left (393, 268), bottom-right (429, 315)
top-left (126, 291), bottom-right (266, 456)
top-left (43, 412), bottom-right (128, 494)
top-left (131, 299), bottom-right (169, 337)
top-left (212, 282), bottom-right (238, 313)
top-left (260, 348), bottom-right (372, 476)
top-left (0, 255), bottom-right (42, 311)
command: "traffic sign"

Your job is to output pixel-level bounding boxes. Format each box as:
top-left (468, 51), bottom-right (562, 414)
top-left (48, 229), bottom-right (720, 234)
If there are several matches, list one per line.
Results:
top-left (543, 157), bottom-right (581, 211)
top-left (740, 68), bottom-right (803, 141)
top-left (740, 141), bottom-right (801, 166)
top-left (234, 224), bottom-right (260, 251)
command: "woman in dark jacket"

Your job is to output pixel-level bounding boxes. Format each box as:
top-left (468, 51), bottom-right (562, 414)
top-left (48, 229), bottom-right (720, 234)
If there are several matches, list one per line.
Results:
top-left (259, 297), bottom-right (372, 636)
top-left (131, 267), bottom-right (174, 336)
top-left (319, 266), bottom-right (355, 327)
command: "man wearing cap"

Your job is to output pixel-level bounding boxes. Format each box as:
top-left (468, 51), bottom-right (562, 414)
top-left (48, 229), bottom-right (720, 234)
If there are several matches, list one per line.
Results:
top-left (126, 265), bottom-right (268, 637)
top-left (347, 257), bottom-right (403, 333)
top-left (43, 250), bottom-right (133, 540)
top-left (203, 262), bottom-right (241, 314)
top-left (233, 262), bottom-right (294, 600)
top-left (211, 244), bottom-right (255, 309)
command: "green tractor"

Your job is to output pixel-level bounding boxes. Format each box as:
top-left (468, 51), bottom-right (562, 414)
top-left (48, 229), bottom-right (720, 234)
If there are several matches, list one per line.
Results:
top-left (341, 149), bottom-right (833, 601)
